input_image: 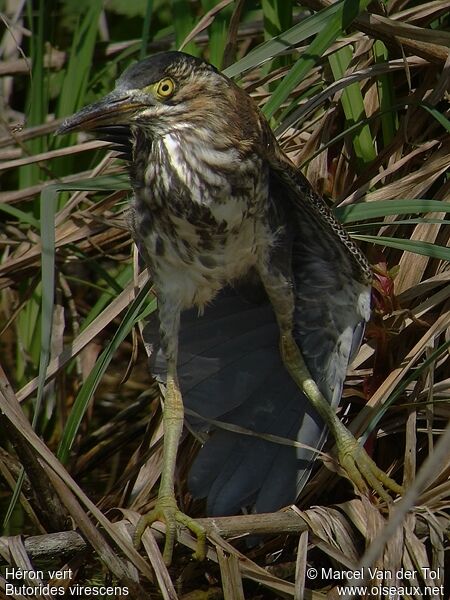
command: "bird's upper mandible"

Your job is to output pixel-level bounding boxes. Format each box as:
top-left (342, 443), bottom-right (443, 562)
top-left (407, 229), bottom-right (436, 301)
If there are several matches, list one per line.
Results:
top-left (58, 51), bottom-right (265, 153)
top-left (57, 50), bottom-right (370, 287)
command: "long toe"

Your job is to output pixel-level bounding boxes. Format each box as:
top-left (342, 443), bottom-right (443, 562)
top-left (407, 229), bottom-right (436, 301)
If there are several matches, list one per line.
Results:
top-left (335, 424), bottom-right (403, 502)
top-left (134, 497), bottom-right (206, 566)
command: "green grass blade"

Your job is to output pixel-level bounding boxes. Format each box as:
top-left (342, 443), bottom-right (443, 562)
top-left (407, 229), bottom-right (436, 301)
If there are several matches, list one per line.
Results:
top-left (297, 104), bottom-right (406, 170)
top-left (78, 264), bottom-right (133, 331)
top-left (262, 0), bottom-right (372, 121)
top-left (57, 278), bottom-right (155, 463)
top-left (33, 176), bottom-right (129, 393)
top-left (262, 0), bottom-right (293, 39)
top-left (140, 0), bottom-right (154, 58)
top-left (373, 40), bottom-right (397, 146)
top-left (56, 0), bottom-right (103, 121)
top-left (262, 0), bottom-right (293, 75)
top-left (200, 0), bottom-right (233, 68)
top-left (351, 218), bottom-right (450, 229)
top-left (362, 340), bottom-right (450, 441)
top-left (0, 204), bottom-right (40, 228)
top-left (224, 1), bottom-right (344, 78)
top-left (172, 0), bottom-right (199, 56)
top-left (48, 174), bottom-right (131, 193)
top-left (20, 0), bottom-right (48, 189)
top-left (421, 103), bottom-right (450, 133)
top-left (336, 199), bottom-right (450, 224)
top-left (352, 235), bottom-right (450, 261)
top-left (35, 185), bottom-right (57, 429)
top-left (328, 45), bottom-right (376, 168)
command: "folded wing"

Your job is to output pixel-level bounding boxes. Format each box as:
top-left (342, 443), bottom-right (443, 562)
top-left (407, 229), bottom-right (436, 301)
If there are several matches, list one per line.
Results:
top-left (146, 158), bottom-right (371, 516)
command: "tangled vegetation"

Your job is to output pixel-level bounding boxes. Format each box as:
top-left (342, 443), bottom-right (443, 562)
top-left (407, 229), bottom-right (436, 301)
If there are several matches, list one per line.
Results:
top-left (0, 1), bottom-right (449, 598)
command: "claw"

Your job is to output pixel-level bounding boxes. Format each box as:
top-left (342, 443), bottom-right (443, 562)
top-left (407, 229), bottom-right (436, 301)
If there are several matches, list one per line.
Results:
top-left (335, 422), bottom-right (403, 502)
top-left (134, 495), bottom-right (206, 565)
top-left (280, 333), bottom-right (403, 502)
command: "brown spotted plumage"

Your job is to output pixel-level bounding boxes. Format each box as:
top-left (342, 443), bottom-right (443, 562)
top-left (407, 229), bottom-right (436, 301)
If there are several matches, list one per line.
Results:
top-left (58, 51), bottom-right (402, 565)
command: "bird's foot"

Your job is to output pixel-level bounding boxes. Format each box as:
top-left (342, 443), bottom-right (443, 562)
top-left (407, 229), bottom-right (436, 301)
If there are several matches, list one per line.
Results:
top-left (134, 495), bottom-right (206, 565)
top-left (279, 333), bottom-right (403, 502)
top-left (334, 421), bottom-right (403, 502)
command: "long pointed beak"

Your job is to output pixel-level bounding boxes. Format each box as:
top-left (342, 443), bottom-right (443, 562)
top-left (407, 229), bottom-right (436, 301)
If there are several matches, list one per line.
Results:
top-left (56, 90), bottom-right (146, 135)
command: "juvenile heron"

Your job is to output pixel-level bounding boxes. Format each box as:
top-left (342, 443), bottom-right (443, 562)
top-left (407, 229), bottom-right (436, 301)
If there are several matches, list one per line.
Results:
top-left (58, 51), bottom-right (402, 564)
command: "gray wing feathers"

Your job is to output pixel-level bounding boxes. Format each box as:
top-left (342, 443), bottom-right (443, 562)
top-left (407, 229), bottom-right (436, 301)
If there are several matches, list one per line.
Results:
top-left (145, 290), bottom-right (324, 515)
top-left (292, 230), bottom-right (370, 408)
top-left (269, 163), bottom-right (371, 409)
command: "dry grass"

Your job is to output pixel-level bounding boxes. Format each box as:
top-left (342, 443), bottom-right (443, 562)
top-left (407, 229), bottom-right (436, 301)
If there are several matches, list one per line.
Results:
top-left (0, 1), bottom-right (449, 598)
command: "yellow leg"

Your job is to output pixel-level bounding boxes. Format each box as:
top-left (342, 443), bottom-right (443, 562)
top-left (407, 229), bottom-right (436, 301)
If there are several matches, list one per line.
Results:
top-left (134, 372), bottom-right (206, 565)
top-left (280, 333), bottom-right (403, 501)
top-left (257, 260), bottom-right (402, 501)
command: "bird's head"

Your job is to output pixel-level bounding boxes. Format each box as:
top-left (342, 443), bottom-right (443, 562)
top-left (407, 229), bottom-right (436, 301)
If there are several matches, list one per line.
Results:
top-left (57, 51), bottom-right (259, 143)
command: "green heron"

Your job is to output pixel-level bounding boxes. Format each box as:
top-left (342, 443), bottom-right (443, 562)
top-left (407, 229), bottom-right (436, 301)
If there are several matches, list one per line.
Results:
top-left (58, 51), bottom-right (402, 564)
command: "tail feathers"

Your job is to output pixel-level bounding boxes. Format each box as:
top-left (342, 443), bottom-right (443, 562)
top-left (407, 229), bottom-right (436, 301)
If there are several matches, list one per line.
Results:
top-left (144, 286), bottom-right (328, 515)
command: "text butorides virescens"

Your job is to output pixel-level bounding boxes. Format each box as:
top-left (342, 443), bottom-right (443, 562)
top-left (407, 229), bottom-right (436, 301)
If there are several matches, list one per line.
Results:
top-left (58, 51), bottom-right (402, 564)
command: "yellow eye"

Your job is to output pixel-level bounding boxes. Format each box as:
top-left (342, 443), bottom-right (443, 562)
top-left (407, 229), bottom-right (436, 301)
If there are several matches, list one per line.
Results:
top-left (155, 77), bottom-right (175, 99)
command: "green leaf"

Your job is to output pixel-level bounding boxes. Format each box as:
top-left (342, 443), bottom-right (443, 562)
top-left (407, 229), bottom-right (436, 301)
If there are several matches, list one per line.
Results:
top-left (200, 0), bottom-right (233, 68)
top-left (336, 199), bottom-right (450, 224)
top-left (57, 278), bottom-right (155, 463)
top-left (421, 103), bottom-right (450, 133)
top-left (172, 0), bottom-right (199, 56)
top-left (262, 0), bottom-right (372, 120)
top-left (224, 0), bottom-right (344, 78)
top-left (352, 234), bottom-right (450, 261)
top-left (362, 340), bottom-right (450, 441)
top-left (351, 218), bottom-right (450, 230)
top-left (56, 0), bottom-right (103, 120)
top-left (373, 40), bottom-right (397, 146)
top-left (0, 204), bottom-right (40, 228)
top-left (35, 184), bottom-right (58, 427)
top-left (262, 0), bottom-right (293, 76)
top-left (78, 264), bottom-right (133, 331)
top-left (328, 45), bottom-right (376, 168)
top-left (20, 0), bottom-right (48, 188)
top-left (45, 174), bottom-right (131, 193)
top-left (140, 0), bottom-right (154, 58)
